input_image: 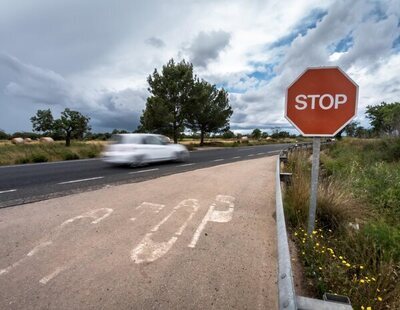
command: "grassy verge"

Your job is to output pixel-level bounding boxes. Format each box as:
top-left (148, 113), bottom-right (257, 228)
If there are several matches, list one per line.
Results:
top-left (0, 141), bottom-right (105, 166)
top-left (284, 138), bottom-right (400, 310)
top-left (180, 137), bottom-right (304, 149)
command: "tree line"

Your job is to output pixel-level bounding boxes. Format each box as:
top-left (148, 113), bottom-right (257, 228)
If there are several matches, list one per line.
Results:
top-left (344, 102), bottom-right (400, 138)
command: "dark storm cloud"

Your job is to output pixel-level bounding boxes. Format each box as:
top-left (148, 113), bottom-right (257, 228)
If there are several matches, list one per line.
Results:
top-left (88, 88), bottom-right (148, 132)
top-left (188, 30), bottom-right (231, 67)
top-left (0, 0), bottom-right (157, 75)
top-left (145, 37), bottom-right (166, 48)
top-left (0, 53), bottom-right (72, 106)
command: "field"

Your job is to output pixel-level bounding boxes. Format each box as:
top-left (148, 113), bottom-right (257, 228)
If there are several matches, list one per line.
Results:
top-left (0, 141), bottom-right (106, 166)
top-left (284, 138), bottom-right (400, 309)
top-left (0, 137), bottom-right (299, 166)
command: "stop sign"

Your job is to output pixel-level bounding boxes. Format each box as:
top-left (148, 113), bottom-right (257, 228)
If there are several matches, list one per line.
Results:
top-left (285, 67), bottom-right (358, 136)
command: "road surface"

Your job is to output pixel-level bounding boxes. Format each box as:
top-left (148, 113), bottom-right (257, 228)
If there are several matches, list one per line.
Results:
top-left (0, 144), bottom-right (288, 208)
top-left (0, 156), bottom-right (278, 309)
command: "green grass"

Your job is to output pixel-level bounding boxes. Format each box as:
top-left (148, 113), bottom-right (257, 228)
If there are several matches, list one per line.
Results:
top-left (0, 141), bottom-right (105, 166)
top-left (284, 138), bottom-right (400, 310)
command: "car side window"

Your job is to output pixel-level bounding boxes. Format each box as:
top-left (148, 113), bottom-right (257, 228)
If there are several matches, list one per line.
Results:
top-left (144, 136), bottom-right (163, 145)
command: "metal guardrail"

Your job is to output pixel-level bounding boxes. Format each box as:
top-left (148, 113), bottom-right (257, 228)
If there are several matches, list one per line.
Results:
top-left (276, 142), bottom-right (353, 310)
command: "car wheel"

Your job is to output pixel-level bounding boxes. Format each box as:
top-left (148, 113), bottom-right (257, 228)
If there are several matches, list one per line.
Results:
top-left (175, 151), bottom-right (188, 162)
top-left (129, 155), bottom-right (145, 167)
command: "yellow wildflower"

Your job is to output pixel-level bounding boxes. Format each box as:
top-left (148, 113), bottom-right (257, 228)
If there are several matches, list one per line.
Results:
top-left (377, 296), bottom-right (382, 301)
top-left (360, 279), bottom-right (365, 284)
top-left (346, 263), bottom-right (351, 267)
top-left (360, 265), bottom-right (364, 270)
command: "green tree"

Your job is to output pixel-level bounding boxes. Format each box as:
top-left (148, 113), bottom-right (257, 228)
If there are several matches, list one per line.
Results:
top-left (184, 79), bottom-right (233, 146)
top-left (0, 130), bottom-right (9, 140)
top-left (139, 59), bottom-right (195, 143)
top-left (222, 130), bottom-right (235, 139)
top-left (344, 121), bottom-right (359, 137)
top-left (30, 109), bottom-right (54, 135)
top-left (251, 128), bottom-right (262, 140)
top-left (261, 131), bottom-right (269, 139)
top-left (53, 108), bottom-right (91, 146)
top-left (366, 102), bottom-right (400, 136)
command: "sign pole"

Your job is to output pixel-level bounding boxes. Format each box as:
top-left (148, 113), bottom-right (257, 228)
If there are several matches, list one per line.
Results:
top-left (307, 137), bottom-right (321, 235)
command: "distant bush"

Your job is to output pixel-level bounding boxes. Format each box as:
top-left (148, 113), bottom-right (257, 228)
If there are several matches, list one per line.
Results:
top-left (32, 154), bottom-right (48, 163)
top-left (63, 152), bottom-right (80, 160)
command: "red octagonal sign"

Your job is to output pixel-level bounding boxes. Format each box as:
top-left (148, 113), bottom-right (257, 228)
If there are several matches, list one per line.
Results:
top-left (285, 67), bottom-right (358, 137)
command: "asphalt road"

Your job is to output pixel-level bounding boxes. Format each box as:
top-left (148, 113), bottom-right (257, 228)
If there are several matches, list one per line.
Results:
top-left (0, 156), bottom-right (278, 309)
top-left (0, 144), bottom-right (288, 208)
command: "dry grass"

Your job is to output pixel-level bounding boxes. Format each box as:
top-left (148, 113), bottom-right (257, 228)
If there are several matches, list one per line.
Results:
top-left (284, 146), bottom-right (399, 309)
top-left (0, 141), bottom-right (105, 165)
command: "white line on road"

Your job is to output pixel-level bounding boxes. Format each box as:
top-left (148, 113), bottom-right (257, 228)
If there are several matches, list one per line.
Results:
top-left (232, 156), bottom-right (241, 159)
top-left (237, 148), bottom-right (253, 151)
top-left (57, 176), bottom-right (104, 185)
top-left (129, 168), bottom-right (159, 174)
top-left (256, 152), bottom-right (265, 155)
top-left (0, 189), bottom-right (17, 194)
top-left (212, 159), bottom-right (224, 162)
top-left (267, 151), bottom-right (280, 154)
top-left (247, 154), bottom-right (255, 157)
top-left (39, 266), bottom-right (67, 285)
top-left (177, 163), bottom-right (195, 167)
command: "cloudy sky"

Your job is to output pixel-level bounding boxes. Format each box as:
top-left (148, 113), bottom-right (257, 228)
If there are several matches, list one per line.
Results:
top-left (0, 0), bottom-right (399, 133)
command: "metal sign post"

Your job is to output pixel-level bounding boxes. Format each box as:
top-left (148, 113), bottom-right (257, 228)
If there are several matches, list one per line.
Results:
top-left (307, 137), bottom-right (321, 235)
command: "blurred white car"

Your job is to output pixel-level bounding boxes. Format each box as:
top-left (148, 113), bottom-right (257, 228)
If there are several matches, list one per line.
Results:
top-left (102, 133), bottom-right (189, 166)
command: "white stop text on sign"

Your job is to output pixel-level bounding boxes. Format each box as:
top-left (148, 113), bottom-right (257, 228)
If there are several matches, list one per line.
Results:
top-left (295, 93), bottom-right (347, 110)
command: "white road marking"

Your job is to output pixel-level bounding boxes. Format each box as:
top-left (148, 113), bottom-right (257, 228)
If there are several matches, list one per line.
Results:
top-left (0, 260), bottom-right (23, 276)
top-left (1, 208), bottom-right (113, 278)
top-left (131, 199), bottom-right (199, 264)
top-left (39, 266), bottom-right (66, 284)
top-left (247, 154), bottom-right (255, 157)
top-left (131, 202), bottom-right (165, 221)
top-left (177, 163), bottom-right (195, 167)
top-left (256, 152), bottom-right (265, 155)
top-left (0, 189), bottom-right (17, 194)
top-left (27, 241), bottom-right (53, 257)
top-left (267, 150), bottom-right (280, 154)
top-left (188, 195), bottom-right (235, 248)
top-left (129, 168), bottom-right (159, 174)
top-left (61, 208), bottom-right (114, 226)
top-left (232, 156), bottom-right (241, 159)
top-left (237, 148), bottom-right (253, 151)
top-left (58, 176), bottom-right (104, 185)
top-left (212, 159), bottom-right (224, 162)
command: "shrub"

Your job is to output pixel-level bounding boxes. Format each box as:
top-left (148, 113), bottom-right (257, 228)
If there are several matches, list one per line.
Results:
top-left (31, 154), bottom-right (48, 163)
top-left (63, 152), bottom-right (80, 160)
top-left (284, 140), bottom-right (400, 309)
